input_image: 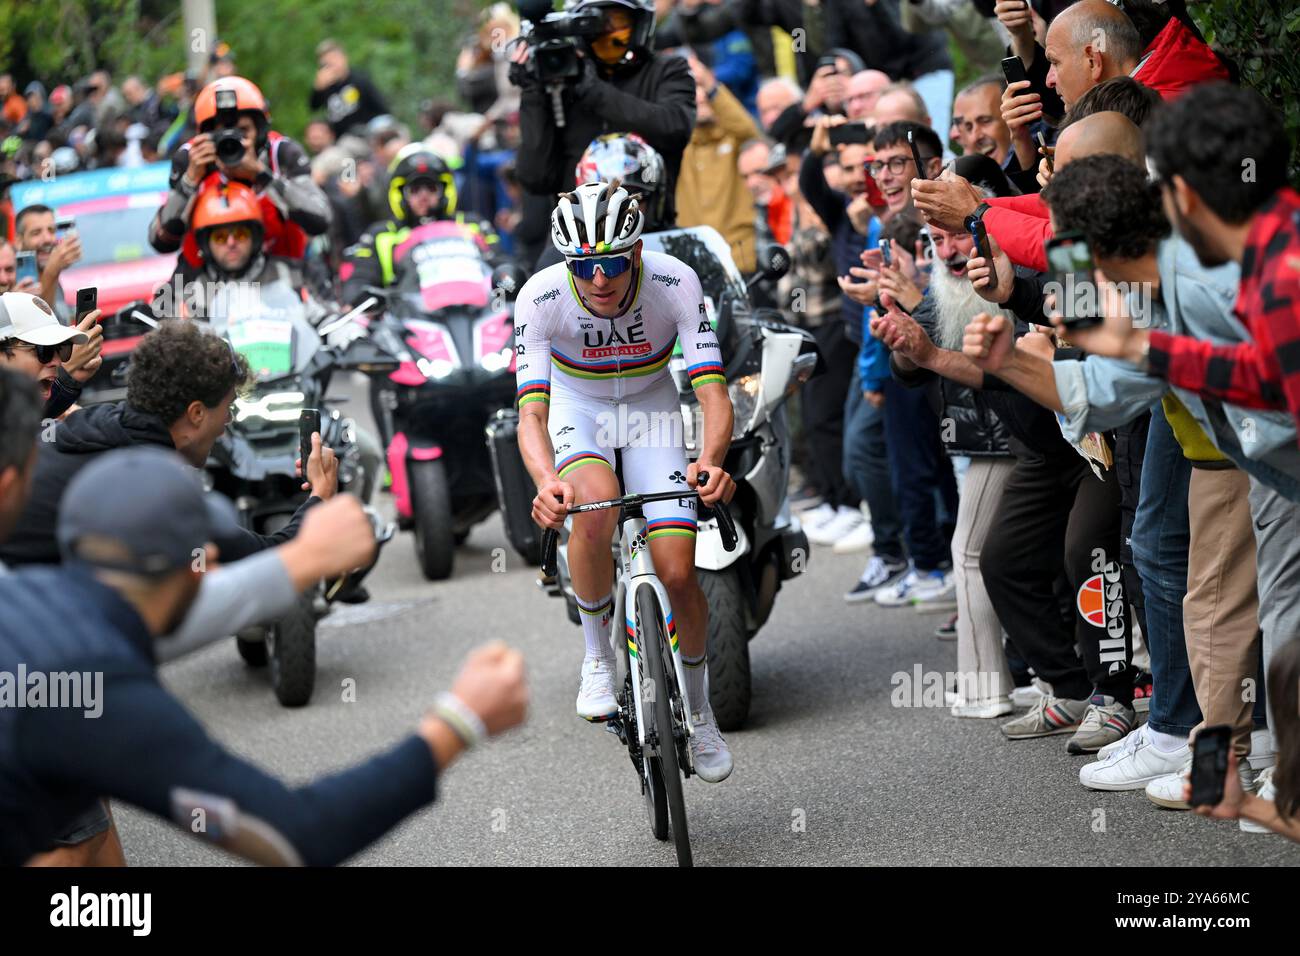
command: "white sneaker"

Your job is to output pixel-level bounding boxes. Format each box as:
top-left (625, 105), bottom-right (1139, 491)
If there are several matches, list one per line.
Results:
top-left (911, 570), bottom-right (956, 610)
top-left (1097, 723), bottom-right (1145, 762)
top-left (1146, 758), bottom-right (1255, 811)
top-left (951, 696), bottom-right (1014, 719)
top-left (689, 707), bottom-right (733, 783)
top-left (843, 555), bottom-right (909, 603)
top-left (801, 502), bottom-right (835, 531)
top-left (575, 656), bottom-right (617, 721)
top-left (1079, 727), bottom-right (1188, 791)
top-left (1240, 767), bottom-right (1276, 833)
top-left (1010, 678), bottom-right (1051, 708)
top-left (831, 517), bottom-right (875, 554)
top-left (805, 505), bottom-right (865, 546)
top-left (1248, 728), bottom-right (1276, 772)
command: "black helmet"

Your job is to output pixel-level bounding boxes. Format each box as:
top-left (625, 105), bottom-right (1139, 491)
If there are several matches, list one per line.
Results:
top-left (574, 133), bottom-right (667, 227)
top-left (571, 0), bottom-right (656, 68)
top-left (387, 145), bottom-right (457, 224)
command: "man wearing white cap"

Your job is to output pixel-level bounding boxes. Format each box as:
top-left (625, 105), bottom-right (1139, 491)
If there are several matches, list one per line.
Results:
top-left (0, 291), bottom-right (102, 419)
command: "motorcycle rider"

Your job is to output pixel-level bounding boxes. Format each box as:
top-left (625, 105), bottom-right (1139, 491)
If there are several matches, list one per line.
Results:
top-left (338, 143), bottom-right (497, 306)
top-left (148, 75), bottom-right (333, 287)
top-left (531, 132), bottom-right (671, 273)
top-left (189, 180), bottom-right (383, 512)
top-left (515, 180), bottom-right (737, 781)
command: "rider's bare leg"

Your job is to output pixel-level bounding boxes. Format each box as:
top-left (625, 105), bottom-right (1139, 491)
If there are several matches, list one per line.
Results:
top-left (564, 461), bottom-right (621, 631)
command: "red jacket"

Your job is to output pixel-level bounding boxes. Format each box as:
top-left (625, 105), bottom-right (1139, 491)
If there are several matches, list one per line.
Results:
top-left (983, 18), bottom-right (1229, 271)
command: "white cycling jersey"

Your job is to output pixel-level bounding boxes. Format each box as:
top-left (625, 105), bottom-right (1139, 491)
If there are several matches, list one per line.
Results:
top-left (514, 250), bottom-right (725, 542)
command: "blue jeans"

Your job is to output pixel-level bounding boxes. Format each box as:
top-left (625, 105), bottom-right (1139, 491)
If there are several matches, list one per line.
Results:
top-left (881, 379), bottom-right (957, 572)
top-left (1130, 406), bottom-right (1201, 736)
top-left (843, 365), bottom-right (904, 562)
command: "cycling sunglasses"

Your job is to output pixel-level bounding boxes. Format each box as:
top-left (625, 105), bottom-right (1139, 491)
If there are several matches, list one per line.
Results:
top-left (12, 340), bottom-right (74, 364)
top-left (210, 225), bottom-right (253, 245)
top-left (565, 252), bottom-right (634, 281)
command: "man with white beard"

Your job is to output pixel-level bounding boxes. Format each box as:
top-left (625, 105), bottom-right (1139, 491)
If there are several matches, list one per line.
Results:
top-left (872, 221), bottom-right (1016, 716)
top-left (874, 217), bottom-right (1138, 751)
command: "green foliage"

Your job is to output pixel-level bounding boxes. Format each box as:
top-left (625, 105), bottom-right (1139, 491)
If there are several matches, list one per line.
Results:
top-left (1, 0), bottom-right (494, 140)
top-left (1191, 0), bottom-right (1300, 182)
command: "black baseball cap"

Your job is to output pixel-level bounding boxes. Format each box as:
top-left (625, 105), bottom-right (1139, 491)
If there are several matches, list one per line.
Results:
top-left (58, 447), bottom-right (240, 577)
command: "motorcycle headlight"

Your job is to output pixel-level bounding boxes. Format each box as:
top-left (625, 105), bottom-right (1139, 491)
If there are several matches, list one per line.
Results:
top-left (681, 373), bottom-right (761, 453)
top-left (416, 357), bottom-right (456, 379)
top-left (728, 374), bottom-right (762, 437)
top-left (234, 389), bottom-right (306, 423)
top-left (480, 347), bottom-right (514, 373)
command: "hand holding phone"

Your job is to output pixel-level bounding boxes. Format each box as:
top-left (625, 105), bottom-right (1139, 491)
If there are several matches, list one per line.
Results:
top-left (907, 128), bottom-right (929, 181)
top-left (1044, 232), bottom-right (1100, 331)
top-left (878, 238), bottom-right (893, 267)
top-left (830, 122), bottom-right (872, 147)
top-left (16, 250), bottom-right (39, 286)
top-left (1000, 55), bottom-right (1029, 88)
top-left (299, 408), bottom-right (322, 487)
top-left (968, 220), bottom-right (998, 292)
top-left (75, 287), bottom-right (98, 322)
top-left (1189, 725), bottom-right (1233, 808)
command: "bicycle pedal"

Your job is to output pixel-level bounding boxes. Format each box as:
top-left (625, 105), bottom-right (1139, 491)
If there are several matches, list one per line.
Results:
top-left (583, 712), bottom-right (617, 724)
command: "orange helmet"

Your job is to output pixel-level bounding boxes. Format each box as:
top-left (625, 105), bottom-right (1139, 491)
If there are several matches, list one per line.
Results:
top-left (192, 180), bottom-right (264, 257)
top-left (195, 76), bottom-right (269, 132)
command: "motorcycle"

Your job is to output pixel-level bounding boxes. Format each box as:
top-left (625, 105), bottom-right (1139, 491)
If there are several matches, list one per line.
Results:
top-left (534, 226), bottom-right (819, 731)
top-left (360, 220), bottom-right (523, 581)
top-left (203, 267), bottom-right (400, 706)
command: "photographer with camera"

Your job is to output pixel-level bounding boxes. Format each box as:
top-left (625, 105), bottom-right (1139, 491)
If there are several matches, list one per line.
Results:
top-left (148, 76), bottom-right (332, 286)
top-left (510, 0), bottom-right (695, 238)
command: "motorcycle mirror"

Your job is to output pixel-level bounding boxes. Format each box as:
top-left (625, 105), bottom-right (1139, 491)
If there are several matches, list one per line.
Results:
top-left (759, 243), bottom-right (791, 282)
top-left (318, 297), bottom-right (378, 340)
top-left (490, 263), bottom-right (529, 302)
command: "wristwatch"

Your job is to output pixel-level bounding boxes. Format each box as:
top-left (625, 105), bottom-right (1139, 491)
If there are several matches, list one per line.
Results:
top-left (963, 202), bottom-right (991, 234)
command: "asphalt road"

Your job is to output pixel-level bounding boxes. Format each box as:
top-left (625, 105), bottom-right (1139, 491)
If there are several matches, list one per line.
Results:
top-left (116, 505), bottom-right (1300, 867)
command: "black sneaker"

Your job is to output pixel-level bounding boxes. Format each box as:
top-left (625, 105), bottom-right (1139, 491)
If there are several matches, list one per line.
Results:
top-left (844, 556), bottom-right (908, 603)
top-left (934, 612), bottom-right (958, 640)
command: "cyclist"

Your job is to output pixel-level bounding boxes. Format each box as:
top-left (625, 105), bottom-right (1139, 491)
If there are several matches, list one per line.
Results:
top-left (339, 143), bottom-right (497, 306)
top-left (148, 75), bottom-right (332, 284)
top-left (515, 179), bottom-right (737, 782)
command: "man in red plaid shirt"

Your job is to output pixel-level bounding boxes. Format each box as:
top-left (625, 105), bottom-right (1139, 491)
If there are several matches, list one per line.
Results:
top-left (1064, 84), bottom-right (1300, 445)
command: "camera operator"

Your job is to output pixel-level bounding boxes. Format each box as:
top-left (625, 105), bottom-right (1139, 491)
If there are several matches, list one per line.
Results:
top-left (510, 0), bottom-right (695, 236)
top-left (148, 76), bottom-right (332, 287)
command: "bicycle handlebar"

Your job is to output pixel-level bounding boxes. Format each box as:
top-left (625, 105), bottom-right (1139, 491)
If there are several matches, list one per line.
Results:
top-left (539, 471), bottom-right (737, 578)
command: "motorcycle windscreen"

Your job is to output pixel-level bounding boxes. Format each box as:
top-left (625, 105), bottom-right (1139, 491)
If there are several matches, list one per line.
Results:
top-left (640, 226), bottom-right (746, 359)
top-left (393, 222), bottom-right (491, 313)
top-left (228, 315), bottom-right (294, 379)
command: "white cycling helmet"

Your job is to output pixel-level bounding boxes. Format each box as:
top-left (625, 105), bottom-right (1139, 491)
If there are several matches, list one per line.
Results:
top-left (550, 180), bottom-right (644, 257)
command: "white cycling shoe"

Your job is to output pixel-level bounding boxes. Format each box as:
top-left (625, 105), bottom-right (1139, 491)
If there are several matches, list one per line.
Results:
top-left (689, 707), bottom-right (733, 783)
top-left (576, 657), bottom-right (618, 721)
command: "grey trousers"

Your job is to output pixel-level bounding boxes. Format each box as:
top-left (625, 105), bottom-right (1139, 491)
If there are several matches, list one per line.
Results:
top-left (1248, 478), bottom-right (1300, 734)
top-left (953, 457), bottom-right (1015, 703)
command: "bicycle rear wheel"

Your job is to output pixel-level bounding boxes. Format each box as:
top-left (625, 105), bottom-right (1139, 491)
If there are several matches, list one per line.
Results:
top-left (636, 585), bottom-right (693, 868)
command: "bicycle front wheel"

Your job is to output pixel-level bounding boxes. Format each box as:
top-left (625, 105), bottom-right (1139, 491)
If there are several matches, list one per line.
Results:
top-left (636, 585), bottom-right (693, 868)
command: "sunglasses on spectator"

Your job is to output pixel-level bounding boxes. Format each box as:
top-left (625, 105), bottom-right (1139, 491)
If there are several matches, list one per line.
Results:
top-left (867, 155), bottom-right (935, 177)
top-left (11, 340), bottom-right (74, 364)
top-left (210, 225), bottom-right (253, 245)
top-left (565, 252), bottom-right (634, 280)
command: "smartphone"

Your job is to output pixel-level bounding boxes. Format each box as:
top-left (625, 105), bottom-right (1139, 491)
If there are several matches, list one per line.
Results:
top-left (878, 238), bottom-right (893, 267)
top-left (1001, 55), bottom-right (1029, 88)
top-left (969, 219), bottom-right (997, 291)
top-left (907, 128), bottom-right (928, 181)
top-left (1036, 130), bottom-right (1054, 172)
top-left (830, 122), bottom-right (872, 147)
top-left (862, 164), bottom-right (888, 208)
top-left (1189, 725), bottom-right (1233, 808)
top-left (15, 250), bottom-right (38, 285)
top-left (1044, 231), bottom-right (1100, 330)
top-left (75, 287), bottom-right (97, 322)
top-left (55, 216), bottom-right (76, 239)
top-left (299, 408), bottom-right (322, 485)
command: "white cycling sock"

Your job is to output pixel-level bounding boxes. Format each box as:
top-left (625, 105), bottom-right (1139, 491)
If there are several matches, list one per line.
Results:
top-left (576, 594), bottom-right (614, 663)
top-left (1148, 727), bottom-right (1188, 753)
top-left (683, 653), bottom-right (708, 714)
